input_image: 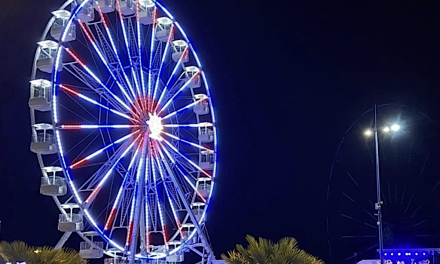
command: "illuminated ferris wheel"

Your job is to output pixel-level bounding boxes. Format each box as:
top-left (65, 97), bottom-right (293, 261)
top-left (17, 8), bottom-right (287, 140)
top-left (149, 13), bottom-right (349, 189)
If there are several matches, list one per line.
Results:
top-left (29, 0), bottom-right (218, 263)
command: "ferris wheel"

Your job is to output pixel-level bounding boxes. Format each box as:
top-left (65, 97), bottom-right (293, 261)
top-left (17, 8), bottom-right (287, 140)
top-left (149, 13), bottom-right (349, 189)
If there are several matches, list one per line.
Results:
top-left (29, 0), bottom-right (218, 263)
top-left (326, 105), bottom-right (440, 264)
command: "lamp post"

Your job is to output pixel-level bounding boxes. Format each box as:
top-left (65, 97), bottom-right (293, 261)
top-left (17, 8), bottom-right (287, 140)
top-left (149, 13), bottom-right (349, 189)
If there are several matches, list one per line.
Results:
top-left (364, 105), bottom-right (401, 264)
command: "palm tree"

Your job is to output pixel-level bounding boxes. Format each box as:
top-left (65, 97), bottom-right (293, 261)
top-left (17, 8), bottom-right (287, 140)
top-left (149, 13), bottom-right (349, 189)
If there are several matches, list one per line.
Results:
top-left (0, 241), bottom-right (86, 264)
top-left (221, 235), bottom-right (324, 264)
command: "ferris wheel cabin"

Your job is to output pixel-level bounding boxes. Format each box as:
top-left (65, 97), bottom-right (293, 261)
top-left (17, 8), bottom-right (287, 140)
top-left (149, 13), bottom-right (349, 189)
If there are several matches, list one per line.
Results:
top-left (94, 0), bottom-right (115, 13)
top-left (191, 202), bottom-right (206, 222)
top-left (119, 0), bottom-right (135, 16)
top-left (40, 166), bottom-right (67, 196)
top-left (79, 232), bottom-right (104, 259)
top-left (51, 10), bottom-right (76, 42)
top-left (36, 40), bottom-right (63, 73)
top-left (171, 40), bottom-right (189, 63)
top-left (138, 0), bottom-right (155, 25)
top-left (193, 94), bottom-right (210, 116)
top-left (28, 79), bottom-right (52, 111)
top-left (156, 17), bottom-right (174, 42)
top-left (200, 150), bottom-right (215, 171)
top-left (31, 123), bottom-right (57, 155)
top-left (58, 203), bottom-right (84, 232)
top-left (197, 177), bottom-right (212, 199)
top-left (184, 66), bottom-right (201, 88)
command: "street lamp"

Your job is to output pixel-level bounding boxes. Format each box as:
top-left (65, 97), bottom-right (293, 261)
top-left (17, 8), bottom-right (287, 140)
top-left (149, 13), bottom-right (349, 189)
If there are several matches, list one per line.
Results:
top-left (363, 105), bottom-right (401, 264)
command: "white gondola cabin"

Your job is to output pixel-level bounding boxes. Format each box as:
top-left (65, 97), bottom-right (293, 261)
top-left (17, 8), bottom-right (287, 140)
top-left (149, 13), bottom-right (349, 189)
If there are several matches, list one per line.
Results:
top-left (138, 0), bottom-right (155, 25)
top-left (198, 122), bottom-right (214, 143)
top-left (28, 79), bottom-right (51, 111)
top-left (51, 10), bottom-right (76, 42)
top-left (72, 0), bottom-right (95, 22)
top-left (36, 41), bottom-right (63, 73)
top-left (58, 203), bottom-right (83, 232)
top-left (184, 66), bottom-right (201, 88)
top-left (191, 202), bottom-right (206, 222)
top-left (94, 0), bottom-right (115, 13)
top-left (31, 123), bottom-right (57, 155)
top-left (181, 223), bottom-right (195, 240)
top-left (40, 166), bottom-right (67, 196)
top-left (156, 17), bottom-right (173, 42)
top-left (79, 232), bottom-right (104, 259)
top-left (171, 40), bottom-right (189, 63)
top-left (193, 94), bottom-right (209, 115)
top-left (197, 177), bottom-right (212, 199)
top-left (200, 150), bottom-right (214, 171)
top-left (166, 242), bottom-right (184, 262)
top-left (119, 0), bottom-right (135, 16)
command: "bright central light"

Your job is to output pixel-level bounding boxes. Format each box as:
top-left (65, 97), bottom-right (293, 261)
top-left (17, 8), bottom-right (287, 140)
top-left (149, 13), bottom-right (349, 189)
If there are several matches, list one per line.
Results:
top-left (146, 113), bottom-right (163, 141)
top-left (383, 127), bottom-right (390, 133)
top-left (364, 130), bottom-right (373, 136)
top-left (391, 124), bottom-right (400, 131)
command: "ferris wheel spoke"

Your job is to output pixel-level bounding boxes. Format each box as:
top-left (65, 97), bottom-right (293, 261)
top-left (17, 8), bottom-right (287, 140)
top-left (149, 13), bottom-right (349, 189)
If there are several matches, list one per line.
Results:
top-left (153, 143), bottom-right (183, 233)
top-left (76, 21), bottom-right (138, 109)
top-left (161, 138), bottom-right (212, 178)
top-left (161, 98), bottom-right (207, 121)
top-left (104, 141), bottom-right (142, 231)
top-left (154, 47), bottom-right (189, 113)
top-left (127, 140), bottom-right (147, 247)
top-left (115, 0), bottom-right (142, 98)
top-left (151, 26), bottom-right (174, 104)
top-left (64, 47), bottom-right (138, 117)
top-left (163, 122), bottom-right (213, 128)
top-left (150, 154), bottom-right (168, 246)
top-left (85, 137), bottom-right (138, 205)
top-left (59, 124), bottom-right (139, 130)
top-left (161, 131), bottom-right (212, 152)
top-left (70, 130), bottom-right (140, 169)
top-left (158, 71), bottom-right (201, 115)
top-left (95, 2), bottom-right (139, 103)
top-left (340, 214), bottom-right (376, 229)
top-left (60, 84), bottom-right (138, 123)
top-left (342, 192), bottom-right (376, 221)
top-left (156, 145), bottom-right (206, 203)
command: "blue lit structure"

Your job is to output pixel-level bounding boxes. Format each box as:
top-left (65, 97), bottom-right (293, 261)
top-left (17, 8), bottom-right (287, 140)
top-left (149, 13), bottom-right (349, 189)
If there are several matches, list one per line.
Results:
top-left (29, 0), bottom-right (219, 263)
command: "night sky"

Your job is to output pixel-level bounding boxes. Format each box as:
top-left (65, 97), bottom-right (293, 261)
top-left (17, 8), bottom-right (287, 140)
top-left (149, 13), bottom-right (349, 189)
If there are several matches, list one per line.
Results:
top-left (1, 0), bottom-right (440, 263)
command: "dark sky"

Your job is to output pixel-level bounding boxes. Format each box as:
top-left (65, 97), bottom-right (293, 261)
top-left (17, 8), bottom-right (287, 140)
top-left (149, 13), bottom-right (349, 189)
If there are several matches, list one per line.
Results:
top-left (1, 0), bottom-right (440, 263)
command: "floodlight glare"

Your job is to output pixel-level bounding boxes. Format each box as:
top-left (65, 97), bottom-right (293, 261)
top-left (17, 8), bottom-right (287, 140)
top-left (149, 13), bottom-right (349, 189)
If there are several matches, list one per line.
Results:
top-left (364, 130), bottom-right (373, 136)
top-left (383, 127), bottom-right (390, 133)
top-left (391, 124), bottom-right (400, 131)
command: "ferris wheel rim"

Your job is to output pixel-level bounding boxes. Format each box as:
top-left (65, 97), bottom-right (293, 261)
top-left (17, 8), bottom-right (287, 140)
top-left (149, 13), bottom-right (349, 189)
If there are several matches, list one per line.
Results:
top-left (326, 104), bottom-right (440, 263)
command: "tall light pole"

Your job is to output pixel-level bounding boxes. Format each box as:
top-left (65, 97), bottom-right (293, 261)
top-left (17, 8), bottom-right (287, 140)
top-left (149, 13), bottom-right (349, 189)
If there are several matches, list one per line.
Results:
top-left (364, 105), bottom-right (401, 264)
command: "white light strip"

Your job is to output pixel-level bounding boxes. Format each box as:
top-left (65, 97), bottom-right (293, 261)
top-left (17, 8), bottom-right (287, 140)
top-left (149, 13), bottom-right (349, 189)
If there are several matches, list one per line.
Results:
top-left (162, 138), bottom-right (211, 178)
top-left (161, 131), bottom-right (212, 151)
